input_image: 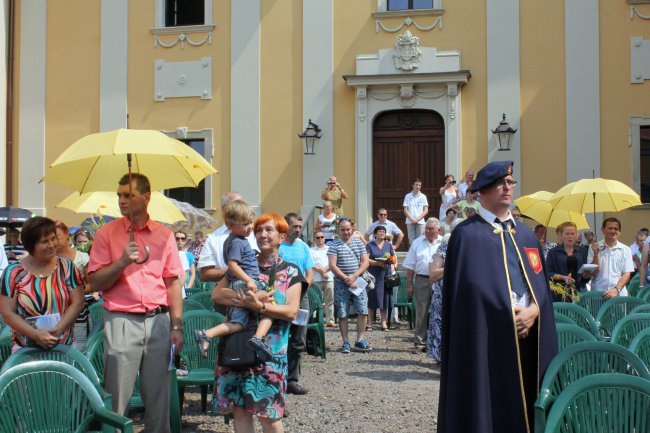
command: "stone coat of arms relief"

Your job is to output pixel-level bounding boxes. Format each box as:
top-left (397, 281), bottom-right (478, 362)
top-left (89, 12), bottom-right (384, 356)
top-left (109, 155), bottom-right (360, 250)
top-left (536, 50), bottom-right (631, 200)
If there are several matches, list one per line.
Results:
top-left (393, 30), bottom-right (422, 71)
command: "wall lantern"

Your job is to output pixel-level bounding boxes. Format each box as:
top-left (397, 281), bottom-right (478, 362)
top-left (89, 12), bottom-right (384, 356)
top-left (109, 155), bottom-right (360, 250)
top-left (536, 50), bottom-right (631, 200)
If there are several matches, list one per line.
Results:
top-left (491, 113), bottom-right (517, 151)
top-left (298, 119), bottom-right (322, 155)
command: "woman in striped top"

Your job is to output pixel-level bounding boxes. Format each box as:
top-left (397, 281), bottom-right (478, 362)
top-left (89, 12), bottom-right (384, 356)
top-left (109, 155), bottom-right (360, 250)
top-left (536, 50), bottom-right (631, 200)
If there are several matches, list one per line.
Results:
top-left (0, 217), bottom-right (85, 350)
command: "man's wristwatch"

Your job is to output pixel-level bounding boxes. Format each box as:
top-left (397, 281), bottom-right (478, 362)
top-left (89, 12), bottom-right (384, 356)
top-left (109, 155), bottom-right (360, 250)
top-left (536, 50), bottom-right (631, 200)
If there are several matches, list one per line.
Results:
top-left (171, 325), bottom-right (183, 332)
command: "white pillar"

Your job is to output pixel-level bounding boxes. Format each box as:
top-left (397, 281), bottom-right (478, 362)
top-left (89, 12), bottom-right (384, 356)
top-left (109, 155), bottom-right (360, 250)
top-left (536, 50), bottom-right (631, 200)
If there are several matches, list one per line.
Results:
top-left (486, 0), bottom-right (521, 196)
top-left (0, 1), bottom-right (8, 207)
top-left (231, 0), bottom-right (261, 211)
top-left (300, 0), bottom-right (334, 220)
top-left (18, 0), bottom-right (47, 214)
top-left (100, 0), bottom-right (128, 131)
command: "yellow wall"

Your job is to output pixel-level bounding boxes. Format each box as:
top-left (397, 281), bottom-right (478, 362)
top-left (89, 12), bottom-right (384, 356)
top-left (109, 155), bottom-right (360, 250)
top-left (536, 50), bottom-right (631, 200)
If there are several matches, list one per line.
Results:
top-left (44, 1), bottom-right (101, 223)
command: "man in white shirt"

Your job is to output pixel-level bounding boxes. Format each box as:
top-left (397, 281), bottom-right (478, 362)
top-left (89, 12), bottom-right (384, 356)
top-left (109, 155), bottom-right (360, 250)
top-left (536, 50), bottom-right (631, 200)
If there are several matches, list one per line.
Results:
top-left (197, 192), bottom-right (257, 312)
top-left (310, 230), bottom-right (335, 327)
top-left (457, 169), bottom-right (474, 198)
top-left (402, 218), bottom-right (441, 351)
top-left (403, 178), bottom-right (429, 248)
top-left (588, 217), bottom-right (634, 298)
top-left (364, 208), bottom-right (404, 250)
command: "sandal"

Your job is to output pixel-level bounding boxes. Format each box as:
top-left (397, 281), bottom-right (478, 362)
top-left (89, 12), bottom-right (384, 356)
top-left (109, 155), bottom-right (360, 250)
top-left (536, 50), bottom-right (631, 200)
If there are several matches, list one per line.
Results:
top-left (194, 329), bottom-right (211, 358)
top-left (365, 326), bottom-right (373, 332)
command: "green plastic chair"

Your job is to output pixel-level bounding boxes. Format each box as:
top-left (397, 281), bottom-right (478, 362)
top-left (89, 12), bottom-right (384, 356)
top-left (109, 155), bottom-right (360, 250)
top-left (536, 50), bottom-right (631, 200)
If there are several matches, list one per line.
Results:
top-left (0, 333), bottom-right (12, 369)
top-left (543, 374), bottom-right (650, 433)
top-left (638, 286), bottom-right (650, 302)
top-left (89, 299), bottom-right (105, 325)
top-left (184, 287), bottom-right (205, 298)
top-left (552, 302), bottom-right (601, 339)
top-left (577, 291), bottom-right (607, 317)
top-left (178, 310), bottom-right (225, 413)
top-left (394, 272), bottom-right (415, 329)
top-left (629, 328), bottom-right (650, 368)
top-left (534, 341), bottom-right (650, 433)
top-left (0, 360), bottom-right (133, 433)
top-left (188, 291), bottom-right (215, 310)
top-left (628, 274), bottom-right (641, 297)
top-left (631, 304), bottom-right (650, 315)
top-left (553, 312), bottom-right (575, 325)
top-left (596, 296), bottom-right (647, 338)
top-left (183, 299), bottom-right (207, 313)
top-left (307, 285), bottom-right (326, 360)
top-left (611, 313), bottom-right (650, 347)
top-left (555, 323), bottom-right (597, 352)
top-left (82, 330), bottom-right (182, 433)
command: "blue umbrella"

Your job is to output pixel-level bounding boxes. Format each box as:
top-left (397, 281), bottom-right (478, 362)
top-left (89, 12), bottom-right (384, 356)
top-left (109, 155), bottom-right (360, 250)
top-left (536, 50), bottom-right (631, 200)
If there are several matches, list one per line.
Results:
top-left (79, 215), bottom-right (116, 232)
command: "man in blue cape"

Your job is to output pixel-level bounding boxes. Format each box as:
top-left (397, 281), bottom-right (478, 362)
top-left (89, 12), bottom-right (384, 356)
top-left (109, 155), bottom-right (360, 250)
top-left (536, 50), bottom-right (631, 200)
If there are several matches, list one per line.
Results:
top-left (438, 160), bottom-right (557, 433)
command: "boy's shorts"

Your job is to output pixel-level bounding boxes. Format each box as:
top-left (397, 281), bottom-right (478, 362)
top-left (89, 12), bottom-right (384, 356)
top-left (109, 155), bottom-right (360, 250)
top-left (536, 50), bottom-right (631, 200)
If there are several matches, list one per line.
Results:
top-left (229, 279), bottom-right (267, 326)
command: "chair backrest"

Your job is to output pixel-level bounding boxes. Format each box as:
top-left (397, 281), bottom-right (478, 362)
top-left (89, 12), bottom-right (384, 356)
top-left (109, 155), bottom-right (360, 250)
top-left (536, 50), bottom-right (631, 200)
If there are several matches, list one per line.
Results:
top-left (555, 323), bottom-right (598, 352)
top-left (0, 333), bottom-right (12, 369)
top-left (308, 284), bottom-right (323, 302)
top-left (629, 328), bottom-right (650, 368)
top-left (187, 291), bottom-right (215, 310)
top-left (630, 304), bottom-right (650, 315)
top-left (307, 286), bottom-right (323, 322)
top-left (554, 312), bottom-right (575, 325)
top-left (611, 313), bottom-right (650, 347)
top-left (89, 300), bottom-right (105, 326)
top-left (553, 302), bottom-right (600, 339)
top-left (183, 299), bottom-right (207, 313)
top-left (0, 344), bottom-right (103, 391)
top-left (577, 291), bottom-right (607, 317)
top-left (0, 360), bottom-right (133, 433)
top-left (544, 374), bottom-right (650, 433)
top-left (538, 341), bottom-right (650, 408)
top-left (83, 330), bottom-right (106, 385)
top-left (396, 282), bottom-right (411, 303)
top-left (180, 310), bottom-right (225, 370)
top-left (628, 274), bottom-right (641, 297)
top-left (596, 296), bottom-right (647, 337)
top-left (638, 286), bottom-right (650, 302)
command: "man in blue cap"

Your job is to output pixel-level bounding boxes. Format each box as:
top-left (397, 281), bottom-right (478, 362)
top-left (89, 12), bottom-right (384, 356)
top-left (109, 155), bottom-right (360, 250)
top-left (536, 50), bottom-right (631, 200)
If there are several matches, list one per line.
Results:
top-left (438, 160), bottom-right (557, 433)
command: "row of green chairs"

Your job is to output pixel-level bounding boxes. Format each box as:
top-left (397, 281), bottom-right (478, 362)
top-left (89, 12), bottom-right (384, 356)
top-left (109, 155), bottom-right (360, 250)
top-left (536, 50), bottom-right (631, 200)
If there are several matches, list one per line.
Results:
top-left (534, 341), bottom-right (650, 433)
top-left (393, 271), bottom-right (415, 329)
top-left (556, 313), bottom-right (650, 351)
top-left (0, 360), bottom-right (133, 432)
top-left (307, 285), bottom-right (326, 360)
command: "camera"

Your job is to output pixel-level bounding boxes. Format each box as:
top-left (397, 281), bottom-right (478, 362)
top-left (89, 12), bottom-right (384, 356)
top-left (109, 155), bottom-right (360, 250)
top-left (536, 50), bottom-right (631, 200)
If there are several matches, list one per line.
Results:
top-left (451, 180), bottom-right (456, 185)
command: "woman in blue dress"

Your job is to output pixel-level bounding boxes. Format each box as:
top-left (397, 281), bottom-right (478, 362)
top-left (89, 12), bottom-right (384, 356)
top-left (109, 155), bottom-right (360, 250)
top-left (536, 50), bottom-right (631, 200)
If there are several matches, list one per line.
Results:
top-left (211, 213), bottom-right (307, 431)
top-left (366, 225), bottom-right (395, 331)
top-left (426, 241), bottom-right (447, 363)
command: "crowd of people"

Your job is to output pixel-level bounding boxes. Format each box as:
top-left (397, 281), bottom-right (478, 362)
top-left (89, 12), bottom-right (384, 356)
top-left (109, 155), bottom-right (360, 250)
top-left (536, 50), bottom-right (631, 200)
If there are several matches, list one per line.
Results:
top-left (0, 162), bottom-right (645, 433)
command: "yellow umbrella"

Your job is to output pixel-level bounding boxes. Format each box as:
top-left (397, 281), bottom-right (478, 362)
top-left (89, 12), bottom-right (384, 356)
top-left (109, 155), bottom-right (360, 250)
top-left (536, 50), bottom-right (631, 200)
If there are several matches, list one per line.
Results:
top-left (514, 191), bottom-right (590, 230)
top-left (549, 178), bottom-right (642, 234)
top-left (42, 129), bottom-right (217, 193)
top-left (56, 191), bottom-right (187, 225)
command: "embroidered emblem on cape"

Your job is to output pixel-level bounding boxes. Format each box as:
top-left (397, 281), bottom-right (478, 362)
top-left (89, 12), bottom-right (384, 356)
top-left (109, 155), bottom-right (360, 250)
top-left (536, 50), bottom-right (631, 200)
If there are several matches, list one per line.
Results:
top-left (525, 248), bottom-right (542, 274)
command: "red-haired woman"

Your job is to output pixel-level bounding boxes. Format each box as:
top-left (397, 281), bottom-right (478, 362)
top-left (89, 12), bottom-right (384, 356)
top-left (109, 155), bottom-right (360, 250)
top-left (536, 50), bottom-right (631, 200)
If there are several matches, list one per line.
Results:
top-left (212, 212), bottom-right (307, 432)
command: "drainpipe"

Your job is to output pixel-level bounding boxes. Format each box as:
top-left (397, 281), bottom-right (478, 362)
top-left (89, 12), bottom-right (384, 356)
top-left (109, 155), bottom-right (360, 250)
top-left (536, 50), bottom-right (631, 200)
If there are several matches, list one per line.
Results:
top-left (5, 0), bottom-right (15, 205)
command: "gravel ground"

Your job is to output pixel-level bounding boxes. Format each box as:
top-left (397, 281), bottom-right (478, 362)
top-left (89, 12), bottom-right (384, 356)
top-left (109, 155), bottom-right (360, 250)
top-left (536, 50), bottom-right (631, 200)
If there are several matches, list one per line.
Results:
top-left (134, 320), bottom-right (440, 432)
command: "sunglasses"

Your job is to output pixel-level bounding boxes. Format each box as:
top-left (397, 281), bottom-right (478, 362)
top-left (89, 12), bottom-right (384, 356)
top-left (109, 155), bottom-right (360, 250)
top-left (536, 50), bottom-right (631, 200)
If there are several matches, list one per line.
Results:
top-left (315, 236), bottom-right (325, 239)
top-left (175, 237), bottom-right (186, 241)
top-left (378, 213), bottom-right (387, 216)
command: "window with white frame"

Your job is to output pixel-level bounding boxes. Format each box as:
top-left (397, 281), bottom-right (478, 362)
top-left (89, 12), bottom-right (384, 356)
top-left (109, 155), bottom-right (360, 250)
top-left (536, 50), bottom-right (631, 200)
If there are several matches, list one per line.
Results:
top-left (154, 0), bottom-right (213, 29)
top-left (163, 129), bottom-right (214, 210)
top-left (377, 0), bottom-right (442, 12)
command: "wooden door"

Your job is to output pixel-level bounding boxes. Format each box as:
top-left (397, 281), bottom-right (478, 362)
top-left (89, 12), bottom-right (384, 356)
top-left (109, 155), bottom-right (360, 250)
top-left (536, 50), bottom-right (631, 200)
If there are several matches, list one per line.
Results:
top-left (372, 110), bottom-right (445, 250)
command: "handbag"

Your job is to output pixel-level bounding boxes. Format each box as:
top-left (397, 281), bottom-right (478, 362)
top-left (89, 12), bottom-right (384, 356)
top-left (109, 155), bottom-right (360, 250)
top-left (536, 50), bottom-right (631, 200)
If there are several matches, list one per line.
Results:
top-left (384, 269), bottom-right (401, 289)
top-left (217, 329), bottom-right (261, 369)
top-left (340, 241), bottom-right (375, 290)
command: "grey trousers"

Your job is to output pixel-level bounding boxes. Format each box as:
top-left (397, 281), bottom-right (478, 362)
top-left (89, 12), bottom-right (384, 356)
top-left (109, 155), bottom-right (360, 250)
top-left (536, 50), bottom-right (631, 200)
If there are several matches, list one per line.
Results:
top-left (413, 275), bottom-right (432, 346)
top-left (104, 311), bottom-right (171, 433)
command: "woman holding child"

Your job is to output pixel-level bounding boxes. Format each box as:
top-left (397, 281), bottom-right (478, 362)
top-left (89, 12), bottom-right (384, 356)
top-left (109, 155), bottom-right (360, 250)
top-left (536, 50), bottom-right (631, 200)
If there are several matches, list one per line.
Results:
top-left (211, 211), bottom-right (307, 433)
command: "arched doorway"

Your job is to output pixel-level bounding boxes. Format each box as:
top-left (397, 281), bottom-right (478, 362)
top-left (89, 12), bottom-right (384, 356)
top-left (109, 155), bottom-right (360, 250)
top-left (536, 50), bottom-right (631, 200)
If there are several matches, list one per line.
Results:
top-left (372, 109), bottom-right (445, 250)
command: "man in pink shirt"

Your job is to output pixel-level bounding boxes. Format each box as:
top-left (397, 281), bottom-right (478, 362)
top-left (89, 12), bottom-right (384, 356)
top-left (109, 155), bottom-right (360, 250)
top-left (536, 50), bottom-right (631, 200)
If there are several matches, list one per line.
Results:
top-left (88, 173), bottom-right (183, 433)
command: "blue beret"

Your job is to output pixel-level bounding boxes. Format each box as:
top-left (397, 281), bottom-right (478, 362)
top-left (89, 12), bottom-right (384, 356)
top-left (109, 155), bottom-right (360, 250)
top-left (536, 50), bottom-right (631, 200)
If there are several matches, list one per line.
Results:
top-left (470, 160), bottom-right (514, 192)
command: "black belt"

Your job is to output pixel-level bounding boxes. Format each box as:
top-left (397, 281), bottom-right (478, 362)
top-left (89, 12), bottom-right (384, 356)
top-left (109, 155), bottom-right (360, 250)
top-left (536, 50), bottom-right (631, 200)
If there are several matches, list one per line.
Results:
top-left (416, 274), bottom-right (429, 279)
top-left (114, 306), bottom-right (169, 317)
